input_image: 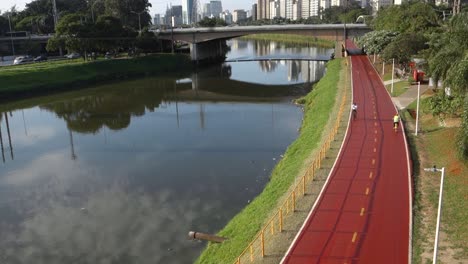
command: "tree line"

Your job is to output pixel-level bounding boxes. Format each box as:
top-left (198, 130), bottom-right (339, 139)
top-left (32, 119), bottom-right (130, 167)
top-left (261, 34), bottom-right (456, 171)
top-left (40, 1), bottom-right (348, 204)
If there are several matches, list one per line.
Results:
top-left (357, 2), bottom-right (467, 159)
top-left (0, 0), bottom-right (158, 56)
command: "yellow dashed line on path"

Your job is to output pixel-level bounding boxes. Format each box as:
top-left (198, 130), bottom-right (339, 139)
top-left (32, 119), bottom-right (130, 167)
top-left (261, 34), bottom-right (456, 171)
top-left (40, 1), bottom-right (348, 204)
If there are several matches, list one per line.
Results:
top-left (360, 208), bottom-right (365, 216)
top-left (366, 187), bottom-right (370, 195)
top-left (374, 147), bottom-right (377, 153)
top-left (352, 232), bottom-right (358, 243)
top-left (369, 172), bottom-right (373, 179)
top-left (374, 138), bottom-right (377, 143)
top-left (372, 159), bottom-right (376, 165)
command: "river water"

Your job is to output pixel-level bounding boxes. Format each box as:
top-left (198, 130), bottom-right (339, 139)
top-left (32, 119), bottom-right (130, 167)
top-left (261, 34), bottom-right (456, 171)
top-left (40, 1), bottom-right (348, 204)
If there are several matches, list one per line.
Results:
top-left (0, 39), bottom-right (332, 263)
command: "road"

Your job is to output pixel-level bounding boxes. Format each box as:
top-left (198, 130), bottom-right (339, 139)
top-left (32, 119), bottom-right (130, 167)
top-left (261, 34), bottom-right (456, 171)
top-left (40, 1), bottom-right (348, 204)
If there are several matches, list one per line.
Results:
top-left (281, 40), bottom-right (412, 263)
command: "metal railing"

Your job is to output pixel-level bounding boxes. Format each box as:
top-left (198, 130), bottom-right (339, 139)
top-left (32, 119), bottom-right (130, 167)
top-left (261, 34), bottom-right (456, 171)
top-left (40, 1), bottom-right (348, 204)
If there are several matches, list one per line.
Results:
top-left (234, 72), bottom-right (349, 264)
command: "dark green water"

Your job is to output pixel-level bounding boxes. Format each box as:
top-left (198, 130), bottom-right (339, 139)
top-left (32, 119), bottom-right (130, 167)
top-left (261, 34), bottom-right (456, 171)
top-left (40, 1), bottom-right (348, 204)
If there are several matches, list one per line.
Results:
top-left (0, 39), bottom-right (331, 263)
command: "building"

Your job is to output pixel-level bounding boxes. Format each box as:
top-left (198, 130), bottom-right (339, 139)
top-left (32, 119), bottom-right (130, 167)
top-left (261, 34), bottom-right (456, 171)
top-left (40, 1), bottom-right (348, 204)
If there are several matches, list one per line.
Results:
top-left (153, 14), bottom-right (161, 26)
top-left (165, 5), bottom-right (183, 26)
top-left (270, 0), bottom-right (281, 18)
top-left (252, 3), bottom-right (258, 20)
top-left (203, 3), bottom-right (211, 17)
top-left (302, 0), bottom-right (320, 18)
top-left (257, 0), bottom-right (270, 20)
top-left (279, 0), bottom-right (286, 18)
top-left (220, 11), bottom-right (233, 24)
top-left (233, 9), bottom-right (248, 23)
top-left (210, 1), bottom-right (223, 18)
top-left (182, 0), bottom-right (193, 24)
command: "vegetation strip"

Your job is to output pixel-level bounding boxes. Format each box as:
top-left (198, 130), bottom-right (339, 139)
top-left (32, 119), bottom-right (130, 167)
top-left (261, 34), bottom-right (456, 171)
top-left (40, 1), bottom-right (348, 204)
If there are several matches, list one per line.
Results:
top-left (402, 97), bottom-right (468, 263)
top-left (196, 58), bottom-right (342, 264)
top-left (0, 54), bottom-right (192, 101)
top-left (240, 34), bottom-right (334, 48)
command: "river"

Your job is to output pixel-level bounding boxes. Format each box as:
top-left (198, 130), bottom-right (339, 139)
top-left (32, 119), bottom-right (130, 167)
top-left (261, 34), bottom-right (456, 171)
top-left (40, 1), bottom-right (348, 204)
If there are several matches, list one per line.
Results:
top-left (0, 38), bottom-right (332, 263)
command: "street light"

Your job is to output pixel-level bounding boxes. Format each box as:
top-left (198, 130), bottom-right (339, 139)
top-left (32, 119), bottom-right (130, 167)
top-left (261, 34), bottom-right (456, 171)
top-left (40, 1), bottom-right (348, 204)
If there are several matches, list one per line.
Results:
top-left (130, 10), bottom-right (145, 33)
top-left (7, 14), bottom-right (15, 57)
top-left (391, 58), bottom-right (395, 95)
top-left (423, 166), bottom-right (445, 264)
top-left (415, 81), bottom-right (421, 136)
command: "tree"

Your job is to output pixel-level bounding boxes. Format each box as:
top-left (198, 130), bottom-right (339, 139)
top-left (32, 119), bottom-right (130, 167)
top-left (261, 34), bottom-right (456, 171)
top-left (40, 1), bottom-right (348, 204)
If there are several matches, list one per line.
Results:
top-left (381, 33), bottom-right (428, 70)
top-left (103, 0), bottom-right (151, 31)
top-left (426, 12), bottom-right (468, 159)
top-left (197, 17), bottom-right (226, 27)
top-left (357, 30), bottom-right (399, 55)
top-left (371, 2), bottom-right (440, 34)
top-left (46, 13), bottom-right (93, 57)
top-left (135, 29), bottom-right (160, 54)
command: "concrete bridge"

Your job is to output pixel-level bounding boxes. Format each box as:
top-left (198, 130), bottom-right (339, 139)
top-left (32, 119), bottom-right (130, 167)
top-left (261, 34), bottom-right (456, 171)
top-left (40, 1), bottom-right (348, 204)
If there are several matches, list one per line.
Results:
top-left (156, 24), bottom-right (370, 62)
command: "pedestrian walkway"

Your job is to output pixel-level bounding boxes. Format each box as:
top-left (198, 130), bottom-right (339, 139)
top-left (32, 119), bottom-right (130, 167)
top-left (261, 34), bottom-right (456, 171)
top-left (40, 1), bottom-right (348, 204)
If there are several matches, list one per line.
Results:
top-left (392, 83), bottom-right (431, 110)
top-left (281, 40), bottom-right (412, 263)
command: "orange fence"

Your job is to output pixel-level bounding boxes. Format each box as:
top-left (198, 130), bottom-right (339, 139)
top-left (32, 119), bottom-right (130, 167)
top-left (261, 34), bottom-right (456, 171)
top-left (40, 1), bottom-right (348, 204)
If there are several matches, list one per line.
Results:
top-left (234, 69), bottom-right (349, 264)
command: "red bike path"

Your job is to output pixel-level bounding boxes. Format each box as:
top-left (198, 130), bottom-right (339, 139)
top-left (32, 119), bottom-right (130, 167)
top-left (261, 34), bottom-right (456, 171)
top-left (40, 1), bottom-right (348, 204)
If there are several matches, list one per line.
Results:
top-left (281, 41), bottom-right (413, 264)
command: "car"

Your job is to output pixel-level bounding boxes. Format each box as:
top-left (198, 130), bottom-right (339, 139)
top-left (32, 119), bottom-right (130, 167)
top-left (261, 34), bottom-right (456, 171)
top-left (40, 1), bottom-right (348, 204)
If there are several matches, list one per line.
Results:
top-left (13, 55), bottom-right (33, 65)
top-left (65, 53), bottom-right (80, 59)
top-left (33, 55), bottom-right (48, 62)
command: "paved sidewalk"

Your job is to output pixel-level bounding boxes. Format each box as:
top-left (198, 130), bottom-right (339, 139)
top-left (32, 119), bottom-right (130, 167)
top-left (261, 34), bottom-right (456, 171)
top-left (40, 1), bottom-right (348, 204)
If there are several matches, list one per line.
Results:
top-left (391, 83), bottom-right (431, 110)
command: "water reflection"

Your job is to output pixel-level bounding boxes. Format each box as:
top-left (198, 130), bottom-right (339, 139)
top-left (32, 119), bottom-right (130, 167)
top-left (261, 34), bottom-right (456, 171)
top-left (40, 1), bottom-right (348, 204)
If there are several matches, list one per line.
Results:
top-left (0, 112), bottom-right (14, 163)
top-left (0, 38), bottom-right (331, 263)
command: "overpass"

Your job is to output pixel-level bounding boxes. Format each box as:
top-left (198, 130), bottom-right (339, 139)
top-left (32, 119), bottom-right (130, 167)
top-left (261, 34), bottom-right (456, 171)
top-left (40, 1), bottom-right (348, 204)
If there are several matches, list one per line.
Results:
top-left (156, 24), bottom-right (370, 61)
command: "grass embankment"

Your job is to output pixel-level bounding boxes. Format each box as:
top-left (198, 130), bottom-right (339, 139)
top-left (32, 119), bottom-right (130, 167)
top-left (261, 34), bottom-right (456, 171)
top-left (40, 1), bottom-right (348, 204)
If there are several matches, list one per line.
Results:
top-left (241, 34), bottom-right (335, 48)
top-left (0, 54), bottom-right (192, 101)
top-left (386, 80), bottom-right (409, 97)
top-left (403, 96), bottom-right (468, 263)
top-left (196, 59), bottom-right (342, 263)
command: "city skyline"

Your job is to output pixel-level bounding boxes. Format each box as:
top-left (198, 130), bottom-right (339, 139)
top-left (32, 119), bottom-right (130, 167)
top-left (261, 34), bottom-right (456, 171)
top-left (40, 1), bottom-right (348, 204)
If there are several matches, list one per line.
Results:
top-left (0, 0), bottom-right (255, 18)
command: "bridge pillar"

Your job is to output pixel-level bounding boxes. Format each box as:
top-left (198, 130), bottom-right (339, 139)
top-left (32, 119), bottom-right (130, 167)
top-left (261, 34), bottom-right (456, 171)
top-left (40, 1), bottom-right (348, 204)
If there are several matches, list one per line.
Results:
top-left (189, 39), bottom-right (228, 63)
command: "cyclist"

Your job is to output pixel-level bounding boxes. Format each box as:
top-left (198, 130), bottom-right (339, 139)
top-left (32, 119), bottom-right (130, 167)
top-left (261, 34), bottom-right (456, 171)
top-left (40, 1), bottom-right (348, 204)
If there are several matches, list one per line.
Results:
top-left (393, 113), bottom-right (400, 131)
top-left (352, 103), bottom-right (358, 120)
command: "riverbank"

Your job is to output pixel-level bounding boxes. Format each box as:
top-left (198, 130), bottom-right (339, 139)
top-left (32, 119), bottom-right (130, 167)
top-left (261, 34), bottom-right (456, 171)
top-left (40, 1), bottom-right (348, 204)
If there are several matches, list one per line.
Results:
top-left (240, 34), bottom-right (335, 48)
top-left (0, 54), bottom-right (192, 102)
top-left (196, 58), bottom-right (344, 263)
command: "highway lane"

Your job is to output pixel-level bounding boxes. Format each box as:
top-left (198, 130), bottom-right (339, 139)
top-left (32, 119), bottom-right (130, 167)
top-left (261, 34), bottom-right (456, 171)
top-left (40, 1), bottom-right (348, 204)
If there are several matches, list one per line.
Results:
top-left (281, 41), bottom-right (412, 263)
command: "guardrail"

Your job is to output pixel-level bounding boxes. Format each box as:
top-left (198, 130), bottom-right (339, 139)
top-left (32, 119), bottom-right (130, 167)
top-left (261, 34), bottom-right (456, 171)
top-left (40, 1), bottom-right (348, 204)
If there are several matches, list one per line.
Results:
top-left (234, 61), bottom-right (349, 264)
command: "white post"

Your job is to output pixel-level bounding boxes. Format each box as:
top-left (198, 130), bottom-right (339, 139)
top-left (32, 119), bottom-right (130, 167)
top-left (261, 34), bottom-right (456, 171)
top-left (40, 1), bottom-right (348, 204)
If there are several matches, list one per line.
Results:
top-left (382, 60), bottom-right (385, 76)
top-left (433, 167), bottom-right (445, 264)
top-left (373, 53), bottom-right (376, 63)
top-left (391, 58), bottom-right (395, 95)
top-left (415, 81), bottom-right (421, 136)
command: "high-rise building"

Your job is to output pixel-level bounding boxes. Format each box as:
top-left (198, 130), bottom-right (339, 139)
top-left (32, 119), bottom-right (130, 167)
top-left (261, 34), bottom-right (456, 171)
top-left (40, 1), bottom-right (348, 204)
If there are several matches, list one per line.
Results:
top-left (233, 9), bottom-right (248, 23)
top-left (210, 1), bottom-right (223, 18)
top-left (182, 0), bottom-right (194, 24)
top-left (252, 4), bottom-right (258, 20)
top-left (221, 11), bottom-right (233, 24)
top-left (257, 0), bottom-right (270, 20)
top-left (320, 0), bottom-right (331, 15)
top-left (153, 14), bottom-right (161, 26)
top-left (278, 0), bottom-right (286, 18)
top-left (166, 5), bottom-right (183, 26)
top-left (270, 0), bottom-right (281, 18)
top-left (203, 3), bottom-right (211, 17)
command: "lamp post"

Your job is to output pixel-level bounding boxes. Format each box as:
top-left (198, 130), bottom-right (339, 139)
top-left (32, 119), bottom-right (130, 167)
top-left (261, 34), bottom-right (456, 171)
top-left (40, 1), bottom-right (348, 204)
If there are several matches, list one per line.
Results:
top-left (391, 58), bottom-right (395, 95)
top-left (423, 166), bottom-right (446, 264)
top-left (415, 81), bottom-right (421, 136)
top-left (130, 10), bottom-right (144, 34)
top-left (7, 14), bottom-right (15, 57)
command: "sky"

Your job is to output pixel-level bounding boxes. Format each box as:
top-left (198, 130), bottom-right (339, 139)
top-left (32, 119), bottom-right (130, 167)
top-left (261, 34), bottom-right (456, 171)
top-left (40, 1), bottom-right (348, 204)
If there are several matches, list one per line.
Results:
top-left (0, 0), bottom-right (255, 17)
